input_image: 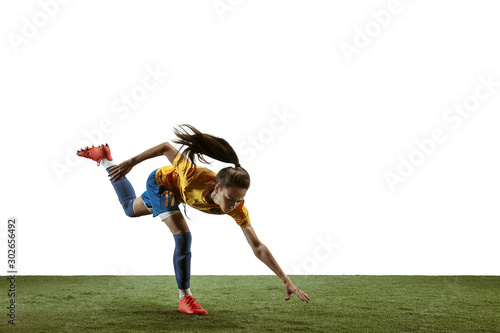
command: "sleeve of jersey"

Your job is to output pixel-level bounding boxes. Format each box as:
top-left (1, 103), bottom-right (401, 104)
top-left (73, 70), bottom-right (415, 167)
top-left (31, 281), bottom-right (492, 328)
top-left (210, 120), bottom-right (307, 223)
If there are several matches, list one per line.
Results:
top-left (229, 202), bottom-right (251, 228)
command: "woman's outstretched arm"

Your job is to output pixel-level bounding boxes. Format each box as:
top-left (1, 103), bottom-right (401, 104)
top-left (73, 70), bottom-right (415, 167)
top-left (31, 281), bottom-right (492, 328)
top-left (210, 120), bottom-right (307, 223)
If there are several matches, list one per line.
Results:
top-left (108, 142), bottom-right (179, 182)
top-left (242, 225), bottom-right (310, 302)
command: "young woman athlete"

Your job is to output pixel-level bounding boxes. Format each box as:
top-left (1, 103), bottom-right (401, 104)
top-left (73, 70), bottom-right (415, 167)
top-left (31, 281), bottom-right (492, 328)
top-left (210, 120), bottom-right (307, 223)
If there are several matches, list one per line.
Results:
top-left (77, 124), bottom-right (309, 315)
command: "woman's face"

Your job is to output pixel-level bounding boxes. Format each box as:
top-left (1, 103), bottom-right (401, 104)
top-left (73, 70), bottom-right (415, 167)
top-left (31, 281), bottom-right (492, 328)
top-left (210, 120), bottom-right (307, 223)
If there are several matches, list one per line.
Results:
top-left (213, 184), bottom-right (247, 212)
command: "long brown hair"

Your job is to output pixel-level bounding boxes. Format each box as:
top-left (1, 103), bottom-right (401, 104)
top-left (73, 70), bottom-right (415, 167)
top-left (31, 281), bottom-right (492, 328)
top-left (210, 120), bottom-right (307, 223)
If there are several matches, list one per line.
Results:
top-left (172, 124), bottom-right (250, 189)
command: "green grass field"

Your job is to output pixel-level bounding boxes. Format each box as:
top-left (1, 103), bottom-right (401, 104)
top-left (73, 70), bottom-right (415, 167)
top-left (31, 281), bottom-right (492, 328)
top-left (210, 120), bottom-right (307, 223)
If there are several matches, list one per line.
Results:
top-left (1, 275), bottom-right (498, 332)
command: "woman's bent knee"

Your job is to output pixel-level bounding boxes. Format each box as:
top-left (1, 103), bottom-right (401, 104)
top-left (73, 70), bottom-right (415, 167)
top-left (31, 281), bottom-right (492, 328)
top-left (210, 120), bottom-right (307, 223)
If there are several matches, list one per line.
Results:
top-left (131, 197), bottom-right (153, 217)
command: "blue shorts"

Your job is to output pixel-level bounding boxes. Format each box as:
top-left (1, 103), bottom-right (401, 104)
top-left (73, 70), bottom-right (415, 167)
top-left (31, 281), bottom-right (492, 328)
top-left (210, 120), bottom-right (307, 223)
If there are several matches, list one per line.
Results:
top-left (141, 169), bottom-right (180, 217)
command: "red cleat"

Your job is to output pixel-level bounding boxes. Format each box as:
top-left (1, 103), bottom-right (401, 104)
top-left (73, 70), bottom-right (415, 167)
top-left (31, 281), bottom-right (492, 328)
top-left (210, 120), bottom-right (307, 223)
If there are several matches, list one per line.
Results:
top-left (178, 296), bottom-right (208, 315)
top-left (76, 144), bottom-right (113, 166)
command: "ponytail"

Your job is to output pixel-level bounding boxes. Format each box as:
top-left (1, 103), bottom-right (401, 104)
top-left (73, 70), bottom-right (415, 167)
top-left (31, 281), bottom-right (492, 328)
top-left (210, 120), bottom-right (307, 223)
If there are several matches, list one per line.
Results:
top-left (172, 124), bottom-right (250, 189)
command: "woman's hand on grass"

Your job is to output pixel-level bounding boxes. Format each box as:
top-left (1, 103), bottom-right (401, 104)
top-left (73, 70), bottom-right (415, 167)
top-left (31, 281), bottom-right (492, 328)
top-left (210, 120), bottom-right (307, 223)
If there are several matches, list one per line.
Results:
top-left (284, 278), bottom-right (310, 302)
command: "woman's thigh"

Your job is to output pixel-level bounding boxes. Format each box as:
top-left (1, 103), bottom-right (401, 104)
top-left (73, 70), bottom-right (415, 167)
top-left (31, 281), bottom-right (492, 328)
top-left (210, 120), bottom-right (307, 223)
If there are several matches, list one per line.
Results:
top-left (132, 197), bottom-right (152, 217)
top-left (163, 212), bottom-right (190, 235)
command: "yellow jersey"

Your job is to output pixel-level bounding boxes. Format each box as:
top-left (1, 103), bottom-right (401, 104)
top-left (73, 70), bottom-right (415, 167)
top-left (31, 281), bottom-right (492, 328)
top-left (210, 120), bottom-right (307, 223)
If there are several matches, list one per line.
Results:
top-left (154, 155), bottom-right (251, 228)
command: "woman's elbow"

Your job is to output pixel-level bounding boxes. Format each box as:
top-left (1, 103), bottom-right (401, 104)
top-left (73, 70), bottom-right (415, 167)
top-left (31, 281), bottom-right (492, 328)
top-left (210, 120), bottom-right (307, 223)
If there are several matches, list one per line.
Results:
top-left (252, 242), bottom-right (265, 257)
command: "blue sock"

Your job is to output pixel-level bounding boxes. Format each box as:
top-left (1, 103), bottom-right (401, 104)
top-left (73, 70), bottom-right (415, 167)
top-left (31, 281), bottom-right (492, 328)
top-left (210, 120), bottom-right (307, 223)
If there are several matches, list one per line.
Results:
top-left (173, 232), bottom-right (192, 290)
top-left (106, 167), bottom-right (136, 217)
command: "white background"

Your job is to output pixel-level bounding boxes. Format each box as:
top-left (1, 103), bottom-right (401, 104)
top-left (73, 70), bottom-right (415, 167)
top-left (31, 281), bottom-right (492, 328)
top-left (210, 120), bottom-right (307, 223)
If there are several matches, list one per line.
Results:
top-left (1, 0), bottom-right (499, 276)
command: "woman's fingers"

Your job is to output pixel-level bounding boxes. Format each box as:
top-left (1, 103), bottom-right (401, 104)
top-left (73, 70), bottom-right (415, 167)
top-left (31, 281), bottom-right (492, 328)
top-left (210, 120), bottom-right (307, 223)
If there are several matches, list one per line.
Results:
top-left (285, 282), bottom-right (310, 302)
top-left (291, 288), bottom-right (309, 302)
top-left (297, 289), bottom-right (310, 302)
top-left (108, 160), bottom-right (132, 182)
top-left (108, 166), bottom-right (123, 182)
top-left (108, 163), bottom-right (130, 180)
top-left (109, 174), bottom-right (119, 182)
